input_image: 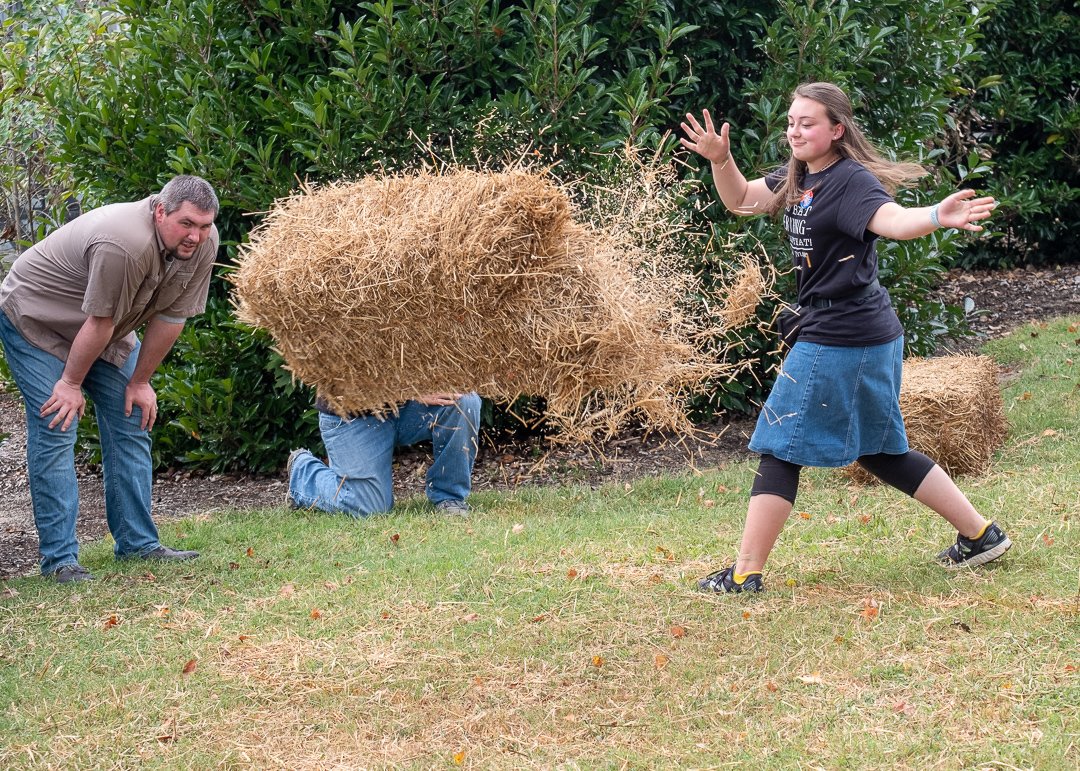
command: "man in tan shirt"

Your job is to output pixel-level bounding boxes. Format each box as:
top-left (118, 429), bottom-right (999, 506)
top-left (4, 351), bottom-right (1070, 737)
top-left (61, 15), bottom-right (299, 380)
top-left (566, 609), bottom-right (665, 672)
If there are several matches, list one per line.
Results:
top-left (0, 175), bottom-right (219, 583)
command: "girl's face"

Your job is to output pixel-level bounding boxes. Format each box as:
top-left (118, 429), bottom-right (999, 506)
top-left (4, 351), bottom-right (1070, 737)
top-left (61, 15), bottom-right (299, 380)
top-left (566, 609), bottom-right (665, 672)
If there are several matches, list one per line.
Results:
top-left (786, 96), bottom-right (844, 167)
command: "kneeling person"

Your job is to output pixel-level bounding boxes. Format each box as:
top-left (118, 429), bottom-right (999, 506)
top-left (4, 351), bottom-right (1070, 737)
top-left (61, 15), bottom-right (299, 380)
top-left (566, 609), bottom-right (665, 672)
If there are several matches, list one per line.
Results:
top-left (287, 392), bottom-right (480, 517)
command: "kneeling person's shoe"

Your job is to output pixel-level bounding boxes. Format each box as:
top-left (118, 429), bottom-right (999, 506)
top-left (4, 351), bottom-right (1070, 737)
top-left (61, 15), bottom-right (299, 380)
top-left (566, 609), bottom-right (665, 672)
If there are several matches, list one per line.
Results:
top-left (936, 521), bottom-right (1011, 569)
top-left (435, 500), bottom-right (470, 518)
top-left (284, 448), bottom-right (306, 509)
top-left (697, 566), bottom-right (764, 593)
top-left (53, 564), bottom-right (94, 584)
top-left (143, 545), bottom-right (200, 561)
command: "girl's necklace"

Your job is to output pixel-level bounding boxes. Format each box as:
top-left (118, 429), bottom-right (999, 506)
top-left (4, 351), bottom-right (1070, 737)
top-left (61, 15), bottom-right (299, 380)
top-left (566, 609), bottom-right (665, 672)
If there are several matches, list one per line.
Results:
top-left (808, 154), bottom-right (842, 174)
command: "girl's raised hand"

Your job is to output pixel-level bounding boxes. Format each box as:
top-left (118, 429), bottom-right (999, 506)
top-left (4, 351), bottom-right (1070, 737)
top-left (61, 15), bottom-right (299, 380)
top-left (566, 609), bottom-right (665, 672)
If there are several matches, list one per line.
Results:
top-left (680, 109), bottom-right (731, 165)
top-left (937, 189), bottom-right (998, 232)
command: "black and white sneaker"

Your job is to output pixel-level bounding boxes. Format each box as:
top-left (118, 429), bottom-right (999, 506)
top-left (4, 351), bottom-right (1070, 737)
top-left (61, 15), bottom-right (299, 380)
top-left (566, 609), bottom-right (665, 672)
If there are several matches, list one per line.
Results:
top-left (697, 566), bottom-right (764, 593)
top-left (936, 522), bottom-right (1012, 569)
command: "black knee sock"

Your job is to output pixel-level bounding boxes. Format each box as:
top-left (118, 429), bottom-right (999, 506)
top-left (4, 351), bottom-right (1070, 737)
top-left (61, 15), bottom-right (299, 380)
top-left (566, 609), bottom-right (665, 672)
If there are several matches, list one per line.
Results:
top-left (856, 450), bottom-right (936, 497)
top-left (750, 454), bottom-right (802, 505)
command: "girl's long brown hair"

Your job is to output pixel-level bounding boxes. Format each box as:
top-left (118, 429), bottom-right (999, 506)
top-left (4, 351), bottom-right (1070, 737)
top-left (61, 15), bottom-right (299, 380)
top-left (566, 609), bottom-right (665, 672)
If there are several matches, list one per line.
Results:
top-left (764, 82), bottom-right (928, 217)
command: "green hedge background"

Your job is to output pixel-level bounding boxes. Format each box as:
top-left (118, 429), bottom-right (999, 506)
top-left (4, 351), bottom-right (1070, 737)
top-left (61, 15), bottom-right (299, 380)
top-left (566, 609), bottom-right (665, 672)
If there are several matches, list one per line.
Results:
top-left (1, 0), bottom-right (1076, 472)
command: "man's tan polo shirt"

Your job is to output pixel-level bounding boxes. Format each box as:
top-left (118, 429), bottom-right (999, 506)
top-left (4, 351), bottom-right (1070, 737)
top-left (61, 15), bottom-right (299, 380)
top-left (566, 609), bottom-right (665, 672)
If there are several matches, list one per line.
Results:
top-left (0, 196), bottom-right (218, 367)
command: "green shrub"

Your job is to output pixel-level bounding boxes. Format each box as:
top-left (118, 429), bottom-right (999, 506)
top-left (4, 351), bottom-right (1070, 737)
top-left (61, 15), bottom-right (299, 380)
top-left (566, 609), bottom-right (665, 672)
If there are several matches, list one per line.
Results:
top-left (28, 0), bottom-right (999, 467)
top-left (151, 296), bottom-right (321, 473)
top-left (950, 0), bottom-right (1080, 268)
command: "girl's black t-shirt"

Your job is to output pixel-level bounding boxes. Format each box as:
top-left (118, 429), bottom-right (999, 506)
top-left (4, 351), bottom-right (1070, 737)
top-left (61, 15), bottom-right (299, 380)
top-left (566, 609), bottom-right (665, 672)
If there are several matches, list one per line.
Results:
top-left (766, 159), bottom-right (904, 347)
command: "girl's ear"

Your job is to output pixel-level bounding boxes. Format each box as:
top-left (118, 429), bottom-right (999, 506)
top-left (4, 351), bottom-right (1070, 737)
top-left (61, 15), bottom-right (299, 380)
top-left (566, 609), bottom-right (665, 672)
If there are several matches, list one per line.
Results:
top-left (833, 124), bottom-right (845, 140)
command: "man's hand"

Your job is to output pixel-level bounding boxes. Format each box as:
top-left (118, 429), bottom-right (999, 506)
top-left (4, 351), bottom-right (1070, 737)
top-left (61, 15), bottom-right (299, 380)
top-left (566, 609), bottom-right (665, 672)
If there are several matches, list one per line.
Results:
top-left (417, 393), bottom-right (461, 407)
top-left (40, 379), bottom-right (86, 431)
top-left (125, 381), bottom-right (158, 430)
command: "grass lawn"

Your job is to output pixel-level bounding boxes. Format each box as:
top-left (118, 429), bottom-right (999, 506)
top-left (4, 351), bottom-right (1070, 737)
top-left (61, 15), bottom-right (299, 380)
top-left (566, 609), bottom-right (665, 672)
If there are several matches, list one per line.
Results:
top-left (1, 318), bottom-right (1077, 769)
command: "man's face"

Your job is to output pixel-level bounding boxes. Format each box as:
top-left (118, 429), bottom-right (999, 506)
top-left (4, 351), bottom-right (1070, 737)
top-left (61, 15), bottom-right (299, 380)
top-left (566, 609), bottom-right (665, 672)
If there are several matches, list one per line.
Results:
top-left (154, 201), bottom-right (216, 260)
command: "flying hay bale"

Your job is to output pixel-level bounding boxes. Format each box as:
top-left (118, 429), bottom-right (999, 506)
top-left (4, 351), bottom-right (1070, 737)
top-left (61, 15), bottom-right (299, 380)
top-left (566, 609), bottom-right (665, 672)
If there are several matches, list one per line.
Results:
top-left (844, 354), bottom-right (1006, 483)
top-left (232, 166), bottom-right (751, 442)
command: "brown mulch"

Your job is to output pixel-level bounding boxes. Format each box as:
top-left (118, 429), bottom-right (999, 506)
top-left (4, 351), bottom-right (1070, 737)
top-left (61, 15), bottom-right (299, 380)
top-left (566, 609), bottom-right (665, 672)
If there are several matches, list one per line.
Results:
top-left (2, 264), bottom-right (1078, 580)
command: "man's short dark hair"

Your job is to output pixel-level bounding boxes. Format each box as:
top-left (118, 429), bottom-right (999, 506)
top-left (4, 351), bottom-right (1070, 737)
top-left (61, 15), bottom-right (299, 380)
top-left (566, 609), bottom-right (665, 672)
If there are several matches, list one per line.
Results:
top-left (158, 175), bottom-right (219, 216)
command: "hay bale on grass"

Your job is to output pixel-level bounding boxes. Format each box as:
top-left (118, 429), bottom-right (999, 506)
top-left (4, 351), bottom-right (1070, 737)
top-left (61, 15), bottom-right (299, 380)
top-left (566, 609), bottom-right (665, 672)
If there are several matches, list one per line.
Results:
top-left (844, 354), bottom-right (1006, 483)
top-left (232, 167), bottom-right (751, 442)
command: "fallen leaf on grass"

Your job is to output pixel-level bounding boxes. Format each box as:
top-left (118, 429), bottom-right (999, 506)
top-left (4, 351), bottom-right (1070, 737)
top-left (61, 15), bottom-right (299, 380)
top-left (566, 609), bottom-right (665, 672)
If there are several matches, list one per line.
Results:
top-left (390, 533), bottom-right (400, 545)
top-left (1042, 534), bottom-right (1055, 546)
top-left (459, 612), bottom-right (480, 623)
top-left (530, 614), bottom-right (547, 623)
top-left (742, 611), bottom-right (752, 620)
top-left (228, 562), bottom-right (240, 570)
top-left (453, 750), bottom-right (466, 765)
top-left (279, 583), bottom-right (295, 598)
top-left (798, 673), bottom-right (825, 685)
top-left (648, 574), bottom-right (662, 585)
top-left (181, 659), bottom-right (197, 676)
top-left (670, 625), bottom-right (686, 639)
top-left (310, 608), bottom-right (323, 619)
top-left (566, 568), bottom-right (578, 579)
top-left (511, 523), bottom-right (525, 534)
top-left (892, 700), bottom-right (914, 716)
top-left (765, 681), bottom-right (779, 692)
top-left (655, 545), bottom-right (675, 561)
top-left (860, 597), bottom-right (880, 621)
top-left (799, 511), bottom-right (811, 520)
top-left (592, 655), bottom-right (605, 668)
top-left (245, 547), bottom-right (255, 558)
top-left (654, 653), bottom-right (669, 669)
top-left (103, 615), bottom-right (119, 629)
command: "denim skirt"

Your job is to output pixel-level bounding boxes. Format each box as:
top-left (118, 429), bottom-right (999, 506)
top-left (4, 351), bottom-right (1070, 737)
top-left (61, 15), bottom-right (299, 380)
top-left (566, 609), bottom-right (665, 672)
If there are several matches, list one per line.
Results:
top-left (748, 337), bottom-right (909, 467)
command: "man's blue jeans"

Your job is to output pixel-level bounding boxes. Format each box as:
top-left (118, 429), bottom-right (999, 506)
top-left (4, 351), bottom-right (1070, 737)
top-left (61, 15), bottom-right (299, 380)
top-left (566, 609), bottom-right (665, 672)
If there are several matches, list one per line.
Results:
top-left (0, 311), bottom-right (161, 575)
top-left (289, 394), bottom-right (481, 516)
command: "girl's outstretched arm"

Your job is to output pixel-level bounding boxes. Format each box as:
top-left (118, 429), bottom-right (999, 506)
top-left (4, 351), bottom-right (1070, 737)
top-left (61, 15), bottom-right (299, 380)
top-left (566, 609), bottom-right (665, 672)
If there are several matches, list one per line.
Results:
top-left (868, 189), bottom-right (997, 241)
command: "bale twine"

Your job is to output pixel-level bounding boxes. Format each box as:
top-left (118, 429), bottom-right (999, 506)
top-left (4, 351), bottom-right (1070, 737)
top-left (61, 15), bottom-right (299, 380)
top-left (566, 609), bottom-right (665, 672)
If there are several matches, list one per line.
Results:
top-left (844, 354), bottom-right (1006, 483)
top-left (232, 167), bottom-right (751, 442)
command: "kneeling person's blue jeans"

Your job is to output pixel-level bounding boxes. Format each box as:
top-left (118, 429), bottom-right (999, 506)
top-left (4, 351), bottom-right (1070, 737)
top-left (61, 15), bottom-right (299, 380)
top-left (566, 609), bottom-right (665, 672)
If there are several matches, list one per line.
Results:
top-left (289, 394), bottom-right (481, 516)
top-left (0, 311), bottom-right (162, 575)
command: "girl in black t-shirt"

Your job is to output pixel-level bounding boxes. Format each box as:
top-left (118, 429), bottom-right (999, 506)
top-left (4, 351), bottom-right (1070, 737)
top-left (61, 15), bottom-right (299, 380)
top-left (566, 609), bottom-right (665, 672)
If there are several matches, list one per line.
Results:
top-left (680, 82), bottom-right (1010, 593)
